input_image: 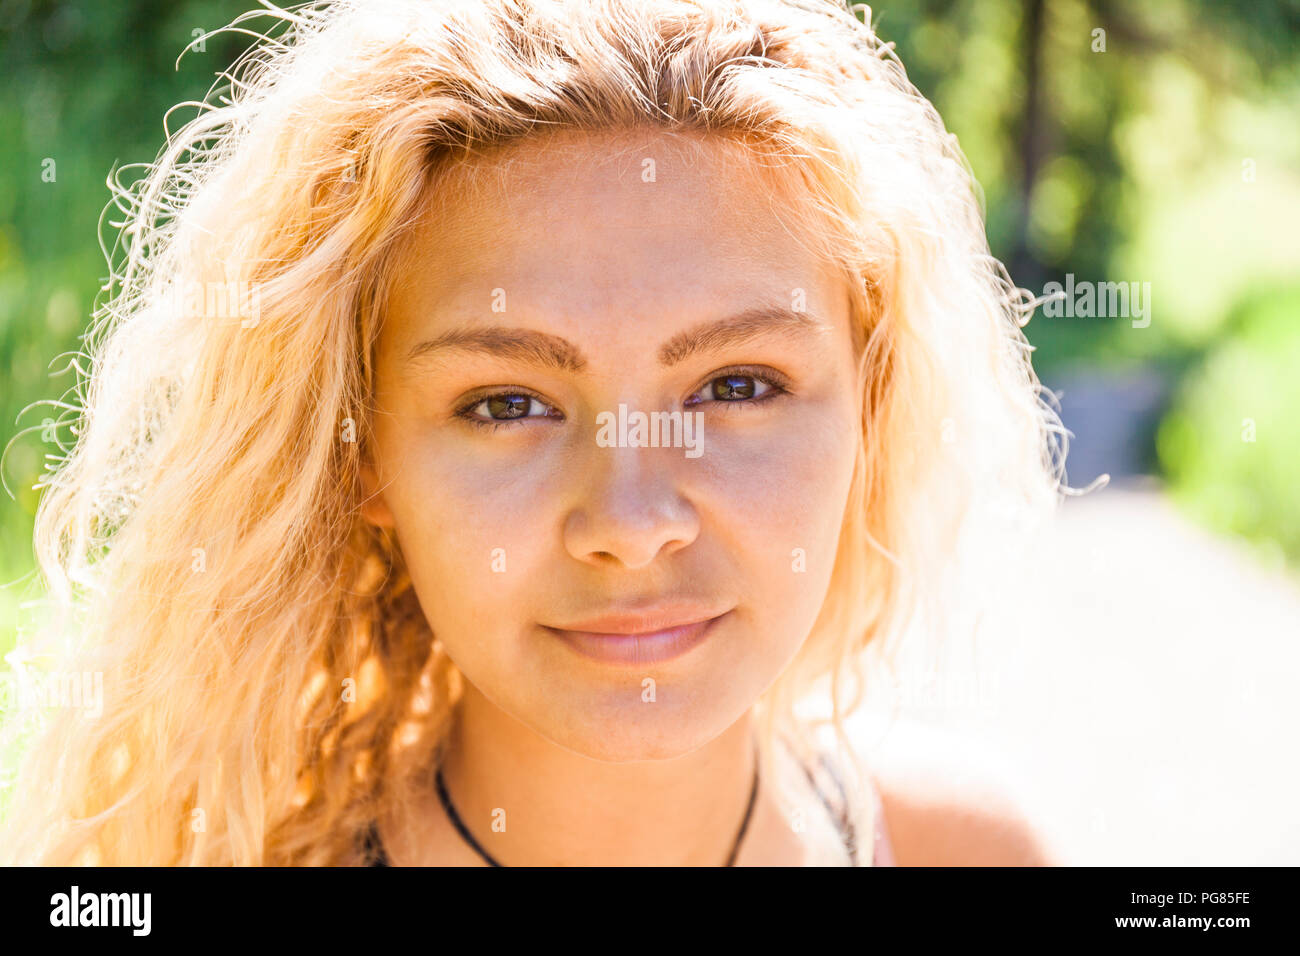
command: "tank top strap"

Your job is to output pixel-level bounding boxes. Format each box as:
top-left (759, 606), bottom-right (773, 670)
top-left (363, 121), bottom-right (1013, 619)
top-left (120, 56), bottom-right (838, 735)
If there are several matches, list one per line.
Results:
top-left (360, 818), bottom-right (389, 867)
top-left (784, 736), bottom-right (896, 866)
top-left (793, 747), bottom-right (860, 865)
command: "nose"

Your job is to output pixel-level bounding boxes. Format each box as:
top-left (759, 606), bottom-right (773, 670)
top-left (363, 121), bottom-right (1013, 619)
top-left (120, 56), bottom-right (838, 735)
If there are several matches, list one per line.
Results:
top-left (563, 442), bottom-right (701, 569)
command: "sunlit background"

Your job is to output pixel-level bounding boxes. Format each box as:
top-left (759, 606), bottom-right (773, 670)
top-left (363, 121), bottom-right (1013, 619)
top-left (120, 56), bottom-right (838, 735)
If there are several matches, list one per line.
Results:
top-left (2, 0), bottom-right (1298, 863)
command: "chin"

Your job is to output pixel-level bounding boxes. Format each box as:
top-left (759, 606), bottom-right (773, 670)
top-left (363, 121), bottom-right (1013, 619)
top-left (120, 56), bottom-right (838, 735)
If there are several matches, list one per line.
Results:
top-left (541, 694), bottom-right (744, 763)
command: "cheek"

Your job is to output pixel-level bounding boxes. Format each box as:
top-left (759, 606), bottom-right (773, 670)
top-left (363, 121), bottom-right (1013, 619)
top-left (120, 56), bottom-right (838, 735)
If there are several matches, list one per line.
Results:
top-left (697, 397), bottom-right (858, 618)
top-left (382, 435), bottom-right (564, 637)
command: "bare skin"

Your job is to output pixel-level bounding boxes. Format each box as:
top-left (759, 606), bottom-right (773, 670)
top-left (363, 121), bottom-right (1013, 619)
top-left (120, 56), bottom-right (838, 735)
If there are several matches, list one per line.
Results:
top-left (871, 723), bottom-right (1061, 866)
top-left (359, 127), bottom-right (1053, 866)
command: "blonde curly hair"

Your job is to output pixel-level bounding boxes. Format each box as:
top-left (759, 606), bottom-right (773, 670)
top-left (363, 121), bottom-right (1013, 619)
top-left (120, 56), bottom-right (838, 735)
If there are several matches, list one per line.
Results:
top-left (0, 0), bottom-right (1063, 865)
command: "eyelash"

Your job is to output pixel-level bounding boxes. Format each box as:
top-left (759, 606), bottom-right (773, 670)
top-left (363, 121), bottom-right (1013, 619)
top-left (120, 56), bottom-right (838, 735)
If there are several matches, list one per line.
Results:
top-left (453, 365), bottom-right (792, 431)
top-left (453, 387), bottom-right (560, 432)
top-left (685, 365), bottom-right (792, 410)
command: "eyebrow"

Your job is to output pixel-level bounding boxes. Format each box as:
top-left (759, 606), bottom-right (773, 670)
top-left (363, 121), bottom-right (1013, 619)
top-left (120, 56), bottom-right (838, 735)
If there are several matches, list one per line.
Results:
top-left (404, 306), bottom-right (829, 372)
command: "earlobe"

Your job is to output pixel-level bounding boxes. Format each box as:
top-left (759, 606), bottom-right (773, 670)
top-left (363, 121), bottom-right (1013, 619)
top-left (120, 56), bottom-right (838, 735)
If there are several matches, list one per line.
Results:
top-left (359, 460), bottom-right (396, 528)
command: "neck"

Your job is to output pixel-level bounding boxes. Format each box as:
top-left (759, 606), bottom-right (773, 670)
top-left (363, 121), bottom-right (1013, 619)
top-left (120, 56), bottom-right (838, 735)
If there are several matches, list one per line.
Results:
top-left (437, 682), bottom-right (759, 866)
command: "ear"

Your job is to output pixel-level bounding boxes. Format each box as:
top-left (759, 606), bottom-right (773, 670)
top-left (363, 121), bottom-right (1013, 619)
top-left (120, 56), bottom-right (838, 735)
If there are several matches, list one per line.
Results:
top-left (359, 458), bottom-right (396, 528)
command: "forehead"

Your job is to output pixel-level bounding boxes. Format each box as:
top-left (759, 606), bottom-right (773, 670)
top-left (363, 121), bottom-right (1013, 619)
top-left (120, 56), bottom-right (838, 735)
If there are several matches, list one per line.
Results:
top-left (382, 128), bottom-right (843, 352)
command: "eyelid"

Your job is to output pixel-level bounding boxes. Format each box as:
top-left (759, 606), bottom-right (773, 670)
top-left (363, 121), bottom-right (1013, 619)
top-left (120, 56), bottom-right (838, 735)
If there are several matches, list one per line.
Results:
top-left (686, 364), bottom-right (793, 404)
top-left (453, 385), bottom-right (563, 426)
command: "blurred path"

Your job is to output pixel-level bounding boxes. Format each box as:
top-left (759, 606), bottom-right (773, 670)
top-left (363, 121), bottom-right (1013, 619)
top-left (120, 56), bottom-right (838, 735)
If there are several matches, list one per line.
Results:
top-left (844, 479), bottom-right (1300, 865)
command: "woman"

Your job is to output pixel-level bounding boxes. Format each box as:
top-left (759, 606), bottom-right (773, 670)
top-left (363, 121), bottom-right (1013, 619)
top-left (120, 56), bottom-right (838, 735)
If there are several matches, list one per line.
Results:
top-left (0, 0), bottom-right (1064, 865)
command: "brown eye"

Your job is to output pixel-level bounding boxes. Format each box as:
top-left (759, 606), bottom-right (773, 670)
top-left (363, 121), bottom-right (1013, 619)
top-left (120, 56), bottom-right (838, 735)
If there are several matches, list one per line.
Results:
top-left (486, 394), bottom-right (532, 419)
top-left (686, 368), bottom-right (785, 408)
top-left (457, 390), bottom-right (562, 429)
top-left (710, 374), bottom-right (761, 401)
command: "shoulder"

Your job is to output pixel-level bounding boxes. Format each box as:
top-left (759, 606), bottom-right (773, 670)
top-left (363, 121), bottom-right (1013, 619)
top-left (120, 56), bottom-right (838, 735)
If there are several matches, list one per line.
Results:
top-left (855, 721), bottom-right (1061, 866)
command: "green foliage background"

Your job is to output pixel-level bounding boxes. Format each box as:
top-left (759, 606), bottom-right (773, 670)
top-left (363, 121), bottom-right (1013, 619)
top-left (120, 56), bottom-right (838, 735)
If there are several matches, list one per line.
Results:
top-left (1, 0), bottom-right (1298, 660)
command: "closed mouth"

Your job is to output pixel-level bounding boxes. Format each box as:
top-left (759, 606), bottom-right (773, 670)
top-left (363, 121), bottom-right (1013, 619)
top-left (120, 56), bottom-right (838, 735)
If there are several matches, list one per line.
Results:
top-left (542, 610), bottom-right (731, 666)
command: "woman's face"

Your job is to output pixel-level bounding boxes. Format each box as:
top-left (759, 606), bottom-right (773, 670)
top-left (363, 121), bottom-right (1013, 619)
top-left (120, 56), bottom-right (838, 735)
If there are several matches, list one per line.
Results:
top-left (363, 129), bottom-right (861, 761)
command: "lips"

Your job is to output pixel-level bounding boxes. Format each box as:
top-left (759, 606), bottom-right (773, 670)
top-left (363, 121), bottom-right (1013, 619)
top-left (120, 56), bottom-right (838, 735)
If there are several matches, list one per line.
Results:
top-left (551, 604), bottom-right (731, 635)
top-left (543, 605), bottom-right (732, 665)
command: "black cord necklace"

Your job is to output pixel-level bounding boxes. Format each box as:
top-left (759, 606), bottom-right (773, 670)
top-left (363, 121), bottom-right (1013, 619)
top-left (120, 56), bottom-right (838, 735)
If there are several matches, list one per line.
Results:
top-left (434, 748), bottom-right (761, 867)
